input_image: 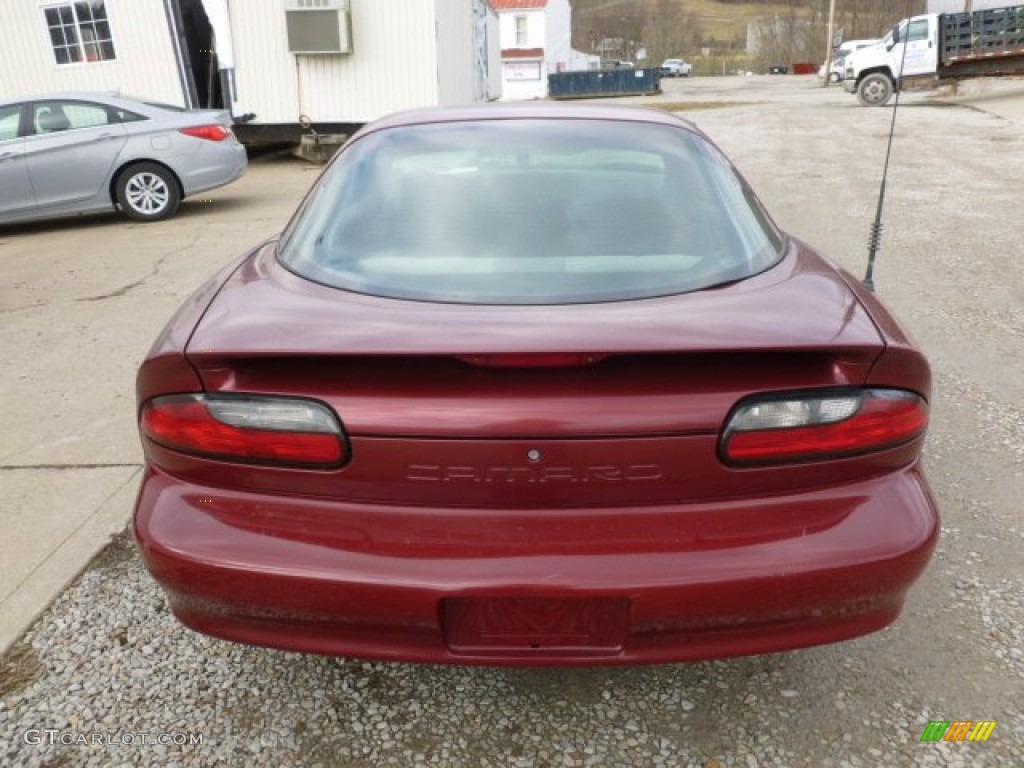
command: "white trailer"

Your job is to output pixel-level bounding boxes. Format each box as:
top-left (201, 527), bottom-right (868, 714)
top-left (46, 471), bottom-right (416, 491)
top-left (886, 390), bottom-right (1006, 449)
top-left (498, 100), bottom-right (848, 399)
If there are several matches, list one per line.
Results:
top-left (0, 0), bottom-right (501, 143)
top-left (0, 1), bottom-right (184, 108)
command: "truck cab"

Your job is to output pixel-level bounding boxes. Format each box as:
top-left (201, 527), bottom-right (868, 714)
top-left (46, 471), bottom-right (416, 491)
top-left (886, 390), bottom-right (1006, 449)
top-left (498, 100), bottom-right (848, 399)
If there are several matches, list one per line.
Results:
top-left (843, 15), bottom-right (939, 106)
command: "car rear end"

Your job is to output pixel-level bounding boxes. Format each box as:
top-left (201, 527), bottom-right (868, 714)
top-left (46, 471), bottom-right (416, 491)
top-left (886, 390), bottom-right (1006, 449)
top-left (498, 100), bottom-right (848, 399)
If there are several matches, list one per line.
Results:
top-left (133, 107), bottom-right (938, 665)
top-left (661, 59), bottom-right (690, 77)
top-left (117, 98), bottom-right (247, 195)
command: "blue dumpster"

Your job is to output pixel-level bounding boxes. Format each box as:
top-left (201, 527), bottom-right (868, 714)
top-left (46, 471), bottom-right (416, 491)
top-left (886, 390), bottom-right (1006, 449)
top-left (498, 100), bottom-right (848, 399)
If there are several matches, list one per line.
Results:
top-left (548, 68), bottom-right (661, 99)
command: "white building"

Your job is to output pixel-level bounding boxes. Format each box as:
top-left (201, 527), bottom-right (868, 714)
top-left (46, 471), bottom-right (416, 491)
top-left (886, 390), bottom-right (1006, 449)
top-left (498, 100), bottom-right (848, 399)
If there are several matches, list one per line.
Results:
top-left (0, 0), bottom-right (502, 141)
top-left (492, 0), bottom-right (595, 100)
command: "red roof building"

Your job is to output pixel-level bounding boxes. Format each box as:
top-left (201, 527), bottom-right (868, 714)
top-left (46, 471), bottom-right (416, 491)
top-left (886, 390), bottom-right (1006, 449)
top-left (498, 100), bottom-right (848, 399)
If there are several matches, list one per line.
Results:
top-left (491, 0), bottom-right (548, 9)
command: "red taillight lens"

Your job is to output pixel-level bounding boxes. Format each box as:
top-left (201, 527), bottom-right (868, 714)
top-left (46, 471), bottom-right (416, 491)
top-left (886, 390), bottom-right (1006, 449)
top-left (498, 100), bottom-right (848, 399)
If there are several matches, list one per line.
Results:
top-left (141, 394), bottom-right (345, 467)
top-left (179, 124), bottom-right (231, 142)
top-left (721, 389), bottom-right (928, 465)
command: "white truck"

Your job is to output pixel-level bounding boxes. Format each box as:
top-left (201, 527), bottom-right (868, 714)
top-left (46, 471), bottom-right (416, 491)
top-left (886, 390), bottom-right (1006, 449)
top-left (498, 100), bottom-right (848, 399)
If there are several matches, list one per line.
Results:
top-left (843, 4), bottom-right (1024, 106)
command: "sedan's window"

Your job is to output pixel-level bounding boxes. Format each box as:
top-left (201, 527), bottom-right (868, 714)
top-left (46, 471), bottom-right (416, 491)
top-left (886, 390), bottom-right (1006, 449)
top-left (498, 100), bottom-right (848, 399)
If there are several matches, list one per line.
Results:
top-left (280, 119), bottom-right (784, 304)
top-left (32, 101), bottom-right (111, 133)
top-left (113, 108), bottom-right (146, 123)
top-left (0, 105), bottom-right (22, 141)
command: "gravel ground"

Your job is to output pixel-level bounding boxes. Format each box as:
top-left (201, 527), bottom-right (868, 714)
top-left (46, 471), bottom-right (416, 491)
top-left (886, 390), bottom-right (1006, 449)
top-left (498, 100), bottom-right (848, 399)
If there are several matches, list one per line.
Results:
top-left (1, 530), bottom-right (1020, 767)
top-left (1, 76), bottom-right (1022, 766)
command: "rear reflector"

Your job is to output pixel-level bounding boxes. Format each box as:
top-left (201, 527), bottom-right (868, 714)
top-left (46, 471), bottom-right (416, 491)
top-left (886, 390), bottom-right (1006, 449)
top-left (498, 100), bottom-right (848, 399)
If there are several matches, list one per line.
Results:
top-left (179, 125), bottom-right (231, 142)
top-left (141, 394), bottom-right (345, 467)
top-left (721, 389), bottom-right (928, 465)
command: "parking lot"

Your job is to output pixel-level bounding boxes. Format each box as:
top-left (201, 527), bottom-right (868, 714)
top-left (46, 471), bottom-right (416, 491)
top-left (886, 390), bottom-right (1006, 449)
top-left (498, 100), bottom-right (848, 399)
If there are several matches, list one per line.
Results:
top-left (1, 76), bottom-right (1022, 766)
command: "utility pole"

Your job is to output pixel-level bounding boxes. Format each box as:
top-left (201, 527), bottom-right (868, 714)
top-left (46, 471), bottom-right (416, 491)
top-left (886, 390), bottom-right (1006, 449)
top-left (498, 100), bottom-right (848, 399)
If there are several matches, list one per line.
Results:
top-left (823, 0), bottom-right (837, 87)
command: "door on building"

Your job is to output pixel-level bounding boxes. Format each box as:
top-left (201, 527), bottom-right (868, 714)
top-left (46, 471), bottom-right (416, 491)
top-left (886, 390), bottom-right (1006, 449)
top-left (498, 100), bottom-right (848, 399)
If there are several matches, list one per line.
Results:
top-left (167, 0), bottom-right (224, 110)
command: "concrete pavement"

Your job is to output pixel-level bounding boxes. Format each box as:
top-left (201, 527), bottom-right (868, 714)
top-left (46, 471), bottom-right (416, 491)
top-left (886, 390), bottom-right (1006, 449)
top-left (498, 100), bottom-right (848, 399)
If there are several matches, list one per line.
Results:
top-left (0, 152), bottom-right (318, 654)
top-left (936, 78), bottom-right (1024, 121)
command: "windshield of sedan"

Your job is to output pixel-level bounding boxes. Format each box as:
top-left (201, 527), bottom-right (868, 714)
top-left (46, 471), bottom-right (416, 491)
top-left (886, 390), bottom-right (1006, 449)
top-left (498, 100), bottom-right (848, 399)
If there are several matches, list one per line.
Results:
top-left (279, 118), bottom-right (784, 304)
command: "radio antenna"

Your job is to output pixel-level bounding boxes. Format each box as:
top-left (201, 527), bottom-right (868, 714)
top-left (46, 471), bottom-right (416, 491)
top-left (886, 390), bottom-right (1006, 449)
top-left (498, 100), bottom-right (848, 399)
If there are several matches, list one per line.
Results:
top-left (863, 4), bottom-right (914, 292)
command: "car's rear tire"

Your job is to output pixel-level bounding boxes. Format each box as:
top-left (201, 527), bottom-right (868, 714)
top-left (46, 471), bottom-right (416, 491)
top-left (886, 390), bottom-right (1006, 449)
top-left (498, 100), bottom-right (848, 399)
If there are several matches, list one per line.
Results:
top-left (116, 162), bottom-right (181, 222)
top-left (829, 71), bottom-right (842, 84)
top-left (857, 73), bottom-right (894, 107)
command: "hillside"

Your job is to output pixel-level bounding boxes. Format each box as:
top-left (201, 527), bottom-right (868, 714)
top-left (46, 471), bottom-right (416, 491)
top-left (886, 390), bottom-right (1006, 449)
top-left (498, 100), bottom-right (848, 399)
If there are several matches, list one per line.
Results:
top-left (572, 0), bottom-right (818, 50)
top-left (571, 0), bottom-right (925, 64)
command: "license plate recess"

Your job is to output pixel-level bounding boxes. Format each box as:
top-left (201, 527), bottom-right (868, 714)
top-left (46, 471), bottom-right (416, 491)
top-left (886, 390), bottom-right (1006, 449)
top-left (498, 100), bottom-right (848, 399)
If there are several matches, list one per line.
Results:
top-left (443, 597), bottom-right (629, 656)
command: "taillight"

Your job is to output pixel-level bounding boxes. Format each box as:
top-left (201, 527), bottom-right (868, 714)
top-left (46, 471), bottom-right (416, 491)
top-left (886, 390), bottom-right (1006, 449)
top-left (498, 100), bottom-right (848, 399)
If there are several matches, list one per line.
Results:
top-left (720, 388), bottom-right (928, 465)
top-left (141, 394), bottom-right (345, 467)
top-left (179, 125), bottom-right (231, 142)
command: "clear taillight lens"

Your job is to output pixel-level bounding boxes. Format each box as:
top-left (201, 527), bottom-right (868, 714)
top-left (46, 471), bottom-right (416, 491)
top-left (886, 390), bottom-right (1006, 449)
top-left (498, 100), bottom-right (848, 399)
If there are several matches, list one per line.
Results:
top-left (141, 394), bottom-right (345, 467)
top-left (721, 388), bottom-right (928, 465)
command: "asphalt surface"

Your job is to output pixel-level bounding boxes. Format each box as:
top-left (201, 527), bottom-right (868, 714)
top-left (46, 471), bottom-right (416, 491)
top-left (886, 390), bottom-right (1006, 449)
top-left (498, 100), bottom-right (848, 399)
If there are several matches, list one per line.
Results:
top-left (1, 76), bottom-right (1022, 766)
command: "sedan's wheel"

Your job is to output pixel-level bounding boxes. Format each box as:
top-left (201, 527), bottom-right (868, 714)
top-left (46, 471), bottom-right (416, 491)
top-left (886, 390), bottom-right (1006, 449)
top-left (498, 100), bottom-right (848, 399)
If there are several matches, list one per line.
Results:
top-left (857, 73), bottom-right (894, 107)
top-left (829, 71), bottom-right (841, 83)
top-left (116, 163), bottom-right (181, 221)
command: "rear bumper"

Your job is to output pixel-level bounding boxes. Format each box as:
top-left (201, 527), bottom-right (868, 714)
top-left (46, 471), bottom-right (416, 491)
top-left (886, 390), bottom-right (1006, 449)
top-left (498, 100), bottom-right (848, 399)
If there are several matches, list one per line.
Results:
top-left (177, 141), bottom-right (247, 196)
top-left (134, 465), bottom-right (939, 665)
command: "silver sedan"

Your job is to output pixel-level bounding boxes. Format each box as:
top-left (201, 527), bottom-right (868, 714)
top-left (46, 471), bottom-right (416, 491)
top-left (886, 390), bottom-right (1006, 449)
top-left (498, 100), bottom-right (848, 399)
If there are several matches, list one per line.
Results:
top-left (0, 92), bottom-right (247, 224)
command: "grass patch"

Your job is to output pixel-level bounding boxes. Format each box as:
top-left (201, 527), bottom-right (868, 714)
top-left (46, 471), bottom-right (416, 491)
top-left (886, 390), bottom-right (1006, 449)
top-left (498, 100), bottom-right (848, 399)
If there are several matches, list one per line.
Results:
top-left (0, 641), bottom-right (43, 698)
top-left (90, 528), bottom-right (138, 572)
top-left (574, 0), bottom-right (818, 47)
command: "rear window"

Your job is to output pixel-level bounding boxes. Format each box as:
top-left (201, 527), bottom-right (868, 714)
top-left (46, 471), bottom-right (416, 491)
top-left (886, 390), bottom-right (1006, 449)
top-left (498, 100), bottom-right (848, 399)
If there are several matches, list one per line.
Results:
top-left (279, 118), bottom-right (783, 304)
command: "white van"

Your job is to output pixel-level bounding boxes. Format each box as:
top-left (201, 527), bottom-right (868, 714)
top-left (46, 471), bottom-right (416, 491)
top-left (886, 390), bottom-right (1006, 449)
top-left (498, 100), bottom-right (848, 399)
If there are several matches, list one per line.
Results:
top-left (820, 39), bottom-right (879, 82)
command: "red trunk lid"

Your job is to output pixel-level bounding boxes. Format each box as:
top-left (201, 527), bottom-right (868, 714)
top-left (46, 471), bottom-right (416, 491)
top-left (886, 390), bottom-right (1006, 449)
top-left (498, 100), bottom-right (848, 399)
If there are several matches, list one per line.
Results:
top-left (178, 241), bottom-right (889, 507)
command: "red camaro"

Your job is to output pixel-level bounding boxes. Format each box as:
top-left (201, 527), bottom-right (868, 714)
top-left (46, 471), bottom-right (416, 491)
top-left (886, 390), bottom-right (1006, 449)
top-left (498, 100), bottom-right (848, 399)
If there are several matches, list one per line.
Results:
top-left (134, 104), bottom-right (938, 665)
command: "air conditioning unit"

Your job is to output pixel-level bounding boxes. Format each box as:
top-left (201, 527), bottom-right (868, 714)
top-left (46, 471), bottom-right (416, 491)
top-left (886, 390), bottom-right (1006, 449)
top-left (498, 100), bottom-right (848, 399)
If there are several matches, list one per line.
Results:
top-left (285, 0), bottom-right (352, 55)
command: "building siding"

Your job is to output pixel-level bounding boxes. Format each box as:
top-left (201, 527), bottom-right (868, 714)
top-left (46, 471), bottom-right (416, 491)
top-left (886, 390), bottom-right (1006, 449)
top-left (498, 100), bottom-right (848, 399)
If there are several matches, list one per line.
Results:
top-left (498, 8), bottom-right (547, 99)
top-left (2, 0), bottom-right (497, 126)
top-left (435, 0), bottom-right (500, 103)
top-left (544, 0), bottom-right (571, 74)
top-left (499, 7), bottom-right (545, 49)
top-left (232, 0), bottom-right (440, 125)
top-left (435, 0), bottom-right (473, 106)
top-left (0, 0), bottom-right (183, 105)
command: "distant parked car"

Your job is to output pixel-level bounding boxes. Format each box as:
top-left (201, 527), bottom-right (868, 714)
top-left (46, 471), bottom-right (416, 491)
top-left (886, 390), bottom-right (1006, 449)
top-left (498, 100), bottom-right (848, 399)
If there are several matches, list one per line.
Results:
top-left (818, 54), bottom-right (848, 82)
top-left (660, 58), bottom-right (693, 77)
top-left (769, 64), bottom-right (789, 75)
top-left (818, 39), bottom-right (880, 83)
top-left (0, 92), bottom-right (247, 225)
